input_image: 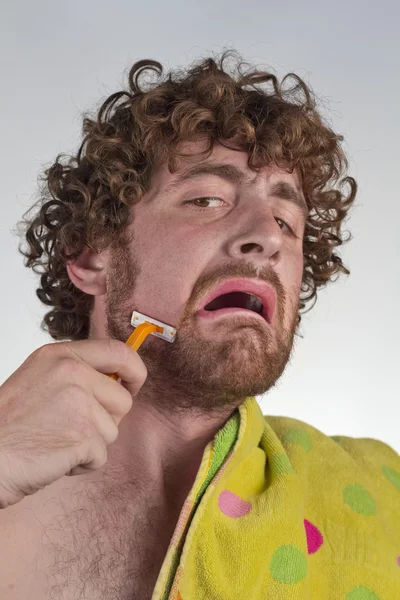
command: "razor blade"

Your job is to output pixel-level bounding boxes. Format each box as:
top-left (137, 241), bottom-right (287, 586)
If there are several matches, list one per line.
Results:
top-left (131, 311), bottom-right (177, 343)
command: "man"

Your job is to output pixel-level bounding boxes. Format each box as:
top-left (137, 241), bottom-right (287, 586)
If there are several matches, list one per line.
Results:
top-left (0, 50), bottom-right (399, 599)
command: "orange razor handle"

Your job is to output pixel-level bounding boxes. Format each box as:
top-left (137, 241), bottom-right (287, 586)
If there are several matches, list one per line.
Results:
top-left (108, 322), bottom-right (163, 381)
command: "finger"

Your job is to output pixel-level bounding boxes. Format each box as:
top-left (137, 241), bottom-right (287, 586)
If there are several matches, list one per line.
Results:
top-left (59, 339), bottom-right (148, 386)
top-left (88, 399), bottom-right (120, 444)
top-left (91, 373), bottom-right (133, 424)
top-left (68, 436), bottom-right (108, 475)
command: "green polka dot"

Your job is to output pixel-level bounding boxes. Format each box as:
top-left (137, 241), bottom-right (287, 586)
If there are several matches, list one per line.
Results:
top-left (270, 452), bottom-right (295, 475)
top-left (343, 484), bottom-right (376, 515)
top-left (382, 465), bottom-right (400, 492)
top-left (346, 585), bottom-right (381, 600)
top-left (270, 545), bottom-right (307, 584)
top-left (281, 429), bottom-right (313, 453)
top-left (330, 435), bottom-right (342, 443)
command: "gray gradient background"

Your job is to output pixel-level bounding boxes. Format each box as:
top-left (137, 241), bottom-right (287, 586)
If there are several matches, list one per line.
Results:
top-left (1, 0), bottom-right (399, 450)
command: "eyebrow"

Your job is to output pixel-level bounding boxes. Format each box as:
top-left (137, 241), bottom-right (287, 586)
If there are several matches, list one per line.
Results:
top-left (164, 162), bottom-right (309, 221)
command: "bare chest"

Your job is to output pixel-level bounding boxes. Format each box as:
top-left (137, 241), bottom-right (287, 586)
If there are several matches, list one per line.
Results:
top-left (43, 492), bottom-right (174, 599)
top-left (0, 477), bottom-right (181, 600)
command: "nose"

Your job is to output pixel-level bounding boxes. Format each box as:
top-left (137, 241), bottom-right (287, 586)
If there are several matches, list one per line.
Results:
top-left (226, 205), bottom-right (284, 268)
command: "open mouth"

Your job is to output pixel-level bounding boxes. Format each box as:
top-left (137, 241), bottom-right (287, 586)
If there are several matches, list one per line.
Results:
top-left (197, 291), bottom-right (267, 322)
top-left (204, 291), bottom-right (263, 314)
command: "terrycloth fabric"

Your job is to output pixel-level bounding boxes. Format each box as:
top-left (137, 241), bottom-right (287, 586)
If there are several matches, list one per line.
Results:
top-left (152, 396), bottom-right (400, 600)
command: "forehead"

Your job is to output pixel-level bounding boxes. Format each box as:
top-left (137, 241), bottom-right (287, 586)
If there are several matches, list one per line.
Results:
top-left (153, 138), bottom-right (302, 189)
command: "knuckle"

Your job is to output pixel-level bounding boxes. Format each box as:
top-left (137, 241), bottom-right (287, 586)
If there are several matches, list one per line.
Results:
top-left (95, 439), bottom-right (108, 467)
top-left (30, 343), bottom-right (56, 362)
top-left (137, 360), bottom-right (148, 384)
top-left (108, 420), bottom-right (119, 444)
top-left (79, 437), bottom-right (108, 470)
top-left (53, 357), bottom-right (86, 383)
top-left (57, 385), bottom-right (93, 430)
top-left (119, 387), bottom-right (133, 414)
top-left (106, 338), bottom-right (128, 361)
top-left (130, 366), bottom-right (147, 389)
top-left (107, 340), bottom-right (147, 379)
top-left (69, 407), bottom-right (97, 441)
top-left (125, 347), bottom-right (148, 383)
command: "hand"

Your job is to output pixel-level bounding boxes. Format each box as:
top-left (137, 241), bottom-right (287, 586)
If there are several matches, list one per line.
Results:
top-left (0, 339), bottom-right (147, 508)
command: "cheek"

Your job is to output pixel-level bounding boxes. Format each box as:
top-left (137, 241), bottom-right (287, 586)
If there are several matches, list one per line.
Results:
top-left (282, 254), bottom-right (304, 303)
top-left (293, 250), bottom-right (304, 284)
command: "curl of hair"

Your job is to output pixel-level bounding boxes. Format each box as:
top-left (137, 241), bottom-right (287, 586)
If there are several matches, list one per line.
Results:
top-left (19, 49), bottom-right (357, 340)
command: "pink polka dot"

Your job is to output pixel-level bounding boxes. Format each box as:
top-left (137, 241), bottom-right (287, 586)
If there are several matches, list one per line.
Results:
top-left (218, 490), bottom-right (252, 518)
top-left (397, 556), bottom-right (400, 567)
top-left (304, 519), bottom-right (324, 554)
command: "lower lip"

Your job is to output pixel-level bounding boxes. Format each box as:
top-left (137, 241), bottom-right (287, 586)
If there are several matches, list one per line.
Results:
top-left (196, 307), bottom-right (268, 323)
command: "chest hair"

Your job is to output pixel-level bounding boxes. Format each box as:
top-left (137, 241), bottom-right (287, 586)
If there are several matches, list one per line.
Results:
top-left (41, 475), bottom-right (175, 600)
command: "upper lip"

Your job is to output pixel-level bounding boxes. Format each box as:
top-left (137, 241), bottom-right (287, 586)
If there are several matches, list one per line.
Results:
top-left (198, 278), bottom-right (277, 324)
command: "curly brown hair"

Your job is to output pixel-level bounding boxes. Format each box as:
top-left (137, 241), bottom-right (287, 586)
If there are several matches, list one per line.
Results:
top-left (19, 49), bottom-right (357, 341)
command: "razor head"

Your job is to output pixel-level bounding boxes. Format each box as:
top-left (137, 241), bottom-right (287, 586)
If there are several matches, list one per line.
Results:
top-left (131, 311), bottom-right (177, 343)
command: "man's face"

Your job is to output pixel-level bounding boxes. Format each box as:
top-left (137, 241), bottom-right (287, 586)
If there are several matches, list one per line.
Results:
top-left (105, 139), bottom-right (306, 414)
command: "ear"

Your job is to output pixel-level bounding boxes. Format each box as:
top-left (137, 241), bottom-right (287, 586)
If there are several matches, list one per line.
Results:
top-left (66, 247), bottom-right (108, 296)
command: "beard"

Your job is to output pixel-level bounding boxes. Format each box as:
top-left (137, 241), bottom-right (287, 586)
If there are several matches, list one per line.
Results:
top-left (105, 242), bottom-right (301, 418)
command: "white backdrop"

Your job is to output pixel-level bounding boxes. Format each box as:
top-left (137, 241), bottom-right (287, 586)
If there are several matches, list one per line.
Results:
top-left (1, 0), bottom-right (399, 451)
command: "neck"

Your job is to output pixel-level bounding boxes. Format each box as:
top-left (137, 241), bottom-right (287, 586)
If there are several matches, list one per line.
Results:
top-left (105, 397), bottom-right (235, 503)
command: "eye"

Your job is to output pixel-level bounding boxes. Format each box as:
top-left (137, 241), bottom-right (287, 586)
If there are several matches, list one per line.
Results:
top-left (275, 217), bottom-right (298, 237)
top-left (185, 197), bottom-right (225, 210)
top-left (185, 198), bottom-right (299, 239)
